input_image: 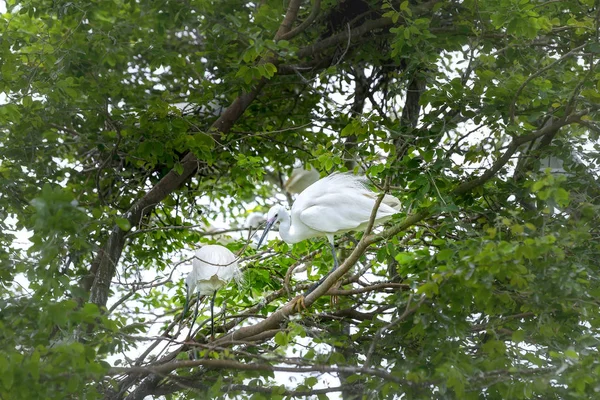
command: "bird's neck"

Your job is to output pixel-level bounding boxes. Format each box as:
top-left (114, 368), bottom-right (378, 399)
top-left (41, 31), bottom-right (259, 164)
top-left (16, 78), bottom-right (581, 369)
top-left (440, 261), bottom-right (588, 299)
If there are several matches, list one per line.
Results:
top-left (278, 212), bottom-right (302, 244)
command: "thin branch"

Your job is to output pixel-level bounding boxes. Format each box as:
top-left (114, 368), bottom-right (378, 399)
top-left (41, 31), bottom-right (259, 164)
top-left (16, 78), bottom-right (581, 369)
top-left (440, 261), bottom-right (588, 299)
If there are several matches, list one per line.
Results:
top-left (453, 109), bottom-right (591, 196)
top-left (328, 282), bottom-right (409, 296)
top-left (124, 224), bottom-right (245, 238)
top-left (580, 120), bottom-right (600, 135)
top-left (108, 359), bottom-right (412, 386)
top-left (364, 176), bottom-right (391, 237)
top-left (333, 23), bottom-right (352, 66)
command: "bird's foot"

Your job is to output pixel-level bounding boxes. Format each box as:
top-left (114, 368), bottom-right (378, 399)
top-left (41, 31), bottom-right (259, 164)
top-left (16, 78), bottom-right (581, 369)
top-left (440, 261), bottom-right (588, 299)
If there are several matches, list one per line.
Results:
top-left (329, 280), bottom-right (341, 308)
top-left (291, 295), bottom-right (307, 313)
top-left (330, 295), bottom-right (339, 308)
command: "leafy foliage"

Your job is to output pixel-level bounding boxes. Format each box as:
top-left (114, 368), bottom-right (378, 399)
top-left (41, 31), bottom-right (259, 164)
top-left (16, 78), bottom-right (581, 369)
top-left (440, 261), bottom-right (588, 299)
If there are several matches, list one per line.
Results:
top-left (1, 0), bottom-right (600, 398)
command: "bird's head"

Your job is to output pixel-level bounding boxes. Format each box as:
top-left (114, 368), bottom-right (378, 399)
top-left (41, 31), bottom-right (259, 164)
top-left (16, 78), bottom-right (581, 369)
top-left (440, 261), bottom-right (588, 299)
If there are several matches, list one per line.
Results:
top-left (256, 205), bottom-right (288, 249)
top-left (185, 272), bottom-right (196, 298)
top-left (265, 205), bottom-right (287, 224)
top-left (182, 272), bottom-right (196, 318)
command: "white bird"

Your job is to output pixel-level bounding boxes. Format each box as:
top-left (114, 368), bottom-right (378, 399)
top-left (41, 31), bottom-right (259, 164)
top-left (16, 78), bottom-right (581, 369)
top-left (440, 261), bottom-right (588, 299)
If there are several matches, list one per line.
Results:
top-left (284, 167), bottom-right (320, 194)
top-left (244, 212), bottom-right (266, 229)
top-left (257, 173), bottom-right (401, 305)
top-left (183, 245), bottom-right (241, 339)
top-left (243, 212), bottom-right (267, 248)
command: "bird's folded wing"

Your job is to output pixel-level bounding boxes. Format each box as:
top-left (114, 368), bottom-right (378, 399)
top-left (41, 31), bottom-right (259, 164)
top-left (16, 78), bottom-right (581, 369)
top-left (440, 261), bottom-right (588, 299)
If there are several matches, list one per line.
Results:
top-left (298, 193), bottom-right (380, 233)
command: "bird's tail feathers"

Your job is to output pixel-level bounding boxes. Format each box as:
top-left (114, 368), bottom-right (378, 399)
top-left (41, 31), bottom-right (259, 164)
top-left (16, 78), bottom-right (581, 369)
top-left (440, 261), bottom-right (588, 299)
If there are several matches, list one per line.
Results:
top-left (233, 266), bottom-right (245, 287)
top-left (327, 172), bottom-right (401, 211)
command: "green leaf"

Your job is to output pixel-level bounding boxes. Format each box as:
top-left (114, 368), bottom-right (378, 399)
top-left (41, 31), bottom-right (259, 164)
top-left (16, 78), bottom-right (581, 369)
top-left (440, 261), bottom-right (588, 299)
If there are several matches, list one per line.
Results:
top-left (191, 133), bottom-right (215, 150)
top-left (531, 179), bottom-right (546, 192)
top-left (565, 349), bottom-right (578, 359)
top-left (420, 149), bottom-right (434, 163)
top-left (30, 350), bottom-right (41, 381)
top-left (340, 123), bottom-right (355, 137)
top-left (512, 330), bottom-right (525, 343)
top-left (264, 63), bottom-right (277, 77)
top-left (274, 331), bottom-right (288, 346)
top-left (436, 249), bottom-right (454, 262)
top-left (305, 376), bottom-right (318, 387)
top-left (174, 162), bottom-right (184, 175)
top-left (1, 366), bottom-right (14, 391)
top-left (554, 187), bottom-right (569, 206)
top-left (116, 218), bottom-right (131, 231)
top-left (400, 0), bottom-right (412, 16)
top-left (417, 281), bottom-right (439, 297)
top-left (395, 253), bottom-right (414, 264)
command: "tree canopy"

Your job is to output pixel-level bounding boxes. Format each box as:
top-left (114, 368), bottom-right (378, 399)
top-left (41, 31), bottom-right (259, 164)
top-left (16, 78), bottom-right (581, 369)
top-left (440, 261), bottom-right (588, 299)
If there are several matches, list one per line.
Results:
top-left (1, 0), bottom-right (600, 398)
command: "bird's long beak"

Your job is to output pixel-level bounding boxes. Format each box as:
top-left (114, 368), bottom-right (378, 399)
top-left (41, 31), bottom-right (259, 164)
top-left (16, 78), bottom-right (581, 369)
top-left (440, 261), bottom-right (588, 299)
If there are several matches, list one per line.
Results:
top-left (182, 295), bottom-right (190, 319)
top-left (256, 217), bottom-right (277, 249)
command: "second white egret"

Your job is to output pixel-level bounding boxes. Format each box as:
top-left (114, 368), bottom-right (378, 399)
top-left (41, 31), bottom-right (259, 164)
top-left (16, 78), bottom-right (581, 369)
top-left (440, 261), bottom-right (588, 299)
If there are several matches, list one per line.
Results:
top-left (284, 166), bottom-right (320, 194)
top-left (183, 245), bottom-right (241, 339)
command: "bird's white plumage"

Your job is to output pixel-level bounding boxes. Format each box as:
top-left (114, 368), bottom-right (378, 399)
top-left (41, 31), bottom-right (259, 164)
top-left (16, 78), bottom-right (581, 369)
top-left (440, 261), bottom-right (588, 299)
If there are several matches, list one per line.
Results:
top-left (186, 245), bottom-right (240, 297)
top-left (244, 212), bottom-right (266, 229)
top-left (265, 173), bottom-right (401, 244)
top-left (257, 173), bottom-right (401, 300)
top-left (183, 244), bottom-right (241, 339)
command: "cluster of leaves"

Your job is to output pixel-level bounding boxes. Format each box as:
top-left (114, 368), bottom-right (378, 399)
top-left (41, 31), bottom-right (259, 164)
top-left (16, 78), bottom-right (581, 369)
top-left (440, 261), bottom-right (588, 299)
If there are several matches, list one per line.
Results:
top-left (1, 0), bottom-right (600, 399)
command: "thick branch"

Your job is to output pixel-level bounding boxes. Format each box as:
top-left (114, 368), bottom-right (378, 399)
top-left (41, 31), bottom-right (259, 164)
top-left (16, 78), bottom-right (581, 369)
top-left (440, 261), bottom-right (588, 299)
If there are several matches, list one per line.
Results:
top-left (295, 0), bottom-right (440, 59)
top-left (275, 0), bottom-right (303, 39)
top-left (280, 0), bottom-right (322, 41)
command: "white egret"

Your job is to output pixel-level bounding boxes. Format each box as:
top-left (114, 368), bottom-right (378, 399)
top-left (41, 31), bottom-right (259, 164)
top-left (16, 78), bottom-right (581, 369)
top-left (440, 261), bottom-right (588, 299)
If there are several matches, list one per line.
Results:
top-left (244, 212), bottom-right (266, 229)
top-left (257, 173), bottom-right (401, 306)
top-left (244, 212), bottom-right (266, 248)
top-left (284, 167), bottom-right (320, 194)
top-left (183, 245), bottom-right (241, 339)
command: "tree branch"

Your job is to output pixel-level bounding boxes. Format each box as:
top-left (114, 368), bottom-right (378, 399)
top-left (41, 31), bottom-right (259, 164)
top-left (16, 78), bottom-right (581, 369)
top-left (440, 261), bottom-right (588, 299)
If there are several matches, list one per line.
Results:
top-left (453, 109), bottom-right (591, 196)
top-left (328, 282), bottom-right (410, 296)
top-left (274, 0), bottom-right (303, 39)
top-left (108, 359), bottom-right (412, 386)
top-left (280, 0), bottom-right (322, 41)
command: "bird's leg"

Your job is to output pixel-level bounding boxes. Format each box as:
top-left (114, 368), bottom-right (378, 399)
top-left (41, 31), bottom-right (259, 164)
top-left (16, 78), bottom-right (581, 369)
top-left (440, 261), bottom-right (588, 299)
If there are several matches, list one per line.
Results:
top-left (186, 293), bottom-right (201, 359)
top-left (329, 236), bottom-right (344, 305)
top-left (292, 238), bottom-right (340, 313)
top-left (304, 272), bottom-right (330, 296)
top-left (295, 269), bottom-right (334, 312)
top-left (330, 280), bottom-right (341, 308)
top-left (343, 233), bottom-right (359, 246)
top-left (210, 291), bottom-right (217, 341)
top-left (329, 237), bottom-right (340, 270)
